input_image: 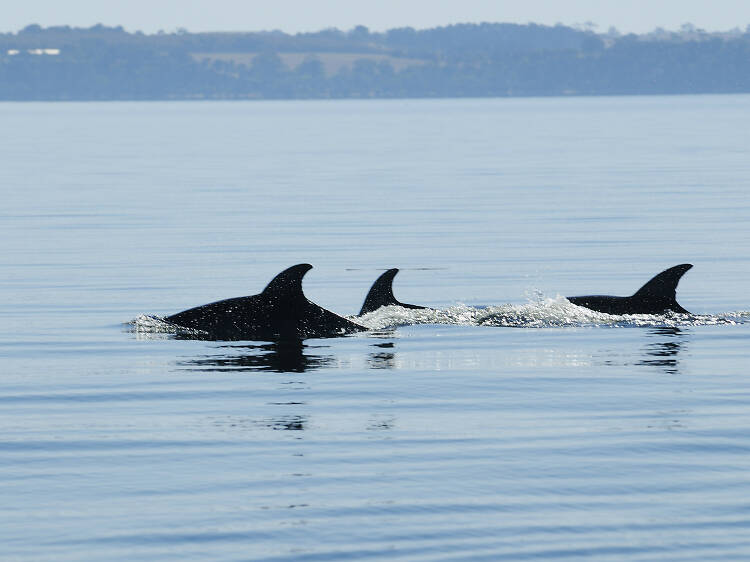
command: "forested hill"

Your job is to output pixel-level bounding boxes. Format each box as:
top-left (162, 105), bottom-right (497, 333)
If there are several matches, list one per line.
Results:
top-left (2, 22), bottom-right (750, 100)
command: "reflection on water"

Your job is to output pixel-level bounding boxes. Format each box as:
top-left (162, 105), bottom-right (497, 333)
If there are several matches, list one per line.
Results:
top-left (597, 327), bottom-right (690, 374)
top-left (210, 414), bottom-right (308, 432)
top-left (367, 415), bottom-right (395, 431)
top-left (260, 415), bottom-right (306, 431)
top-left (369, 341), bottom-right (396, 370)
top-left (178, 341), bottom-right (334, 373)
top-left (174, 328), bottom-right (690, 376)
top-left (638, 327), bottom-right (688, 374)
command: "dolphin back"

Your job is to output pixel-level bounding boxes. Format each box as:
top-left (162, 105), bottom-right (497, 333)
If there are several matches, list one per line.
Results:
top-left (568, 263), bottom-right (693, 315)
top-left (167, 263), bottom-right (365, 341)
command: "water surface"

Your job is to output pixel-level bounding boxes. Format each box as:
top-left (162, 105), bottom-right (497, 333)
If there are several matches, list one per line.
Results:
top-left (2, 95), bottom-right (750, 560)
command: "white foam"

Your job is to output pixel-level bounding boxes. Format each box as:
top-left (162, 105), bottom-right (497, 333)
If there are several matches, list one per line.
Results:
top-left (353, 297), bottom-right (746, 330)
top-left (125, 314), bottom-right (208, 338)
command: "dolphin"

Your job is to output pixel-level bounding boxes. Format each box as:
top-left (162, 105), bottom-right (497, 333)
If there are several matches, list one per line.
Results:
top-left (359, 268), bottom-right (427, 316)
top-left (567, 264), bottom-right (693, 315)
top-left (165, 264), bottom-right (367, 341)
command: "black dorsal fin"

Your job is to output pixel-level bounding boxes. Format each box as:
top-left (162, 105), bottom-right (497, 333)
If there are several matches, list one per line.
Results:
top-left (359, 269), bottom-right (400, 315)
top-left (261, 264), bottom-right (313, 299)
top-left (632, 264), bottom-right (693, 313)
top-left (359, 268), bottom-right (427, 316)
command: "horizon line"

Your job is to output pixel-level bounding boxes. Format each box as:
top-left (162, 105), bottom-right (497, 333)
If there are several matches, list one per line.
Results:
top-left (4, 20), bottom-right (749, 37)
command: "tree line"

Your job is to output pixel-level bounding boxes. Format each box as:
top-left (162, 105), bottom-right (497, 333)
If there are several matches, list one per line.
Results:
top-left (1, 23), bottom-right (750, 100)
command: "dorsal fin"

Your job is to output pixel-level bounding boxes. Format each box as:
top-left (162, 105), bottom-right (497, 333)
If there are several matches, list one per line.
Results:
top-left (359, 269), bottom-right (400, 315)
top-left (261, 264), bottom-right (312, 299)
top-left (359, 268), bottom-right (427, 316)
top-left (632, 264), bottom-right (693, 312)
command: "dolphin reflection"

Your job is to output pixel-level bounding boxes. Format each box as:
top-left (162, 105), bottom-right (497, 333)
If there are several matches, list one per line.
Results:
top-left (178, 341), bottom-right (334, 373)
top-left (369, 341), bottom-right (397, 370)
top-left (637, 327), bottom-right (688, 374)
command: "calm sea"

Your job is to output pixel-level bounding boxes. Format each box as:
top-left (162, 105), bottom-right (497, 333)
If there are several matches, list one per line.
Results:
top-left (2, 95), bottom-right (750, 561)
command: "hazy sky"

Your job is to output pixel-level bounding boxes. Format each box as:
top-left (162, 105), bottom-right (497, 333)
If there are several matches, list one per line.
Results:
top-left (4, 0), bottom-right (750, 35)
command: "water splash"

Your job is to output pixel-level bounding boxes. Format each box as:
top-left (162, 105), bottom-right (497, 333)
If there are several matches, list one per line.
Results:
top-left (125, 314), bottom-right (208, 338)
top-left (354, 298), bottom-right (749, 330)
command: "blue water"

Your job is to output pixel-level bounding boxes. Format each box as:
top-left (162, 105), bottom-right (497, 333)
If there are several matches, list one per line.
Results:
top-left (2, 95), bottom-right (750, 561)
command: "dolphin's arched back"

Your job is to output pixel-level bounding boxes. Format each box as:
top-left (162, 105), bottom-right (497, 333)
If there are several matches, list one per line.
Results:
top-left (567, 264), bottom-right (693, 315)
top-left (166, 264), bottom-right (366, 341)
top-left (359, 268), bottom-right (427, 316)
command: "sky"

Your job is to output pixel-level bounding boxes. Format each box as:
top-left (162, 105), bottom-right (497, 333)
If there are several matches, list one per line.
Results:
top-left (4, 0), bottom-right (750, 35)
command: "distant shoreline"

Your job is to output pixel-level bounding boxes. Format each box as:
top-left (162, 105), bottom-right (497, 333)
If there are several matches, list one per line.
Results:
top-left (3, 22), bottom-right (750, 101)
top-left (4, 92), bottom-right (750, 104)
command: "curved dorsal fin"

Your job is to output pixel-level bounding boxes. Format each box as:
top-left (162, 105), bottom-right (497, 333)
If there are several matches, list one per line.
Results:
top-left (261, 263), bottom-right (313, 299)
top-left (632, 263), bottom-right (693, 312)
top-left (359, 268), bottom-right (400, 315)
top-left (359, 268), bottom-right (427, 315)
